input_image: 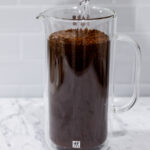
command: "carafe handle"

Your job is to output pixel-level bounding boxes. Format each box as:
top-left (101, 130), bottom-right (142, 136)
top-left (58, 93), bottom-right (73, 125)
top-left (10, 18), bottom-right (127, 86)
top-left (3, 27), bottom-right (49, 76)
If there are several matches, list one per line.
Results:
top-left (113, 34), bottom-right (141, 113)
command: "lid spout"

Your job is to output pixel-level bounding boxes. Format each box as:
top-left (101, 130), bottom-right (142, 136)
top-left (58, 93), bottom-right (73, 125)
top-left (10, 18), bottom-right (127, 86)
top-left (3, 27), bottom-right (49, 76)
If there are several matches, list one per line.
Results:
top-left (36, 11), bottom-right (47, 19)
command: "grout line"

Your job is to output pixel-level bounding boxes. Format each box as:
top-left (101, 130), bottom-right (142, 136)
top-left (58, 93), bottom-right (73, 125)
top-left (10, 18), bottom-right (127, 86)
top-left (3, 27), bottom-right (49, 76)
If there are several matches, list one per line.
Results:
top-left (0, 33), bottom-right (19, 36)
top-left (1, 32), bottom-right (150, 36)
top-left (19, 33), bottom-right (23, 61)
top-left (0, 83), bottom-right (149, 87)
top-left (17, 0), bottom-right (21, 5)
top-left (0, 32), bottom-right (43, 35)
top-left (0, 57), bottom-right (146, 64)
top-left (0, 85), bottom-right (115, 89)
top-left (0, 58), bottom-right (43, 63)
top-left (114, 83), bottom-right (150, 86)
top-left (19, 32), bottom-right (43, 36)
top-left (134, 5), bottom-right (138, 33)
top-left (0, 84), bottom-right (43, 87)
top-left (117, 32), bottom-right (150, 35)
top-left (112, 0), bottom-right (116, 4)
top-left (1, 32), bottom-right (150, 35)
top-left (98, 4), bottom-right (150, 7)
top-left (0, 5), bottom-right (52, 9)
top-left (0, 4), bottom-right (150, 8)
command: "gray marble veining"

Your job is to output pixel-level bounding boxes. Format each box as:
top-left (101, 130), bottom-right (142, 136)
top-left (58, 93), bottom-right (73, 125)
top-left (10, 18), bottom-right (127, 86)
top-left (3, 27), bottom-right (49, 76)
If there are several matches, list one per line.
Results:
top-left (0, 98), bottom-right (149, 150)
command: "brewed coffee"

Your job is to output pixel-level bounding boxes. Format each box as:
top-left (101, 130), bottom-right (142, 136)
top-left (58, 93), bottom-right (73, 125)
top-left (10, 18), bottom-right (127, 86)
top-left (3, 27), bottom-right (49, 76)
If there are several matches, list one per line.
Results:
top-left (48, 29), bottom-right (110, 149)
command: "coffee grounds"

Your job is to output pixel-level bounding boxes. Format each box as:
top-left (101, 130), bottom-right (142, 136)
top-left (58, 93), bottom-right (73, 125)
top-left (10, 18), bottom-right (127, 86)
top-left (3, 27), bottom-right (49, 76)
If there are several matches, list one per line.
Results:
top-left (48, 29), bottom-right (110, 149)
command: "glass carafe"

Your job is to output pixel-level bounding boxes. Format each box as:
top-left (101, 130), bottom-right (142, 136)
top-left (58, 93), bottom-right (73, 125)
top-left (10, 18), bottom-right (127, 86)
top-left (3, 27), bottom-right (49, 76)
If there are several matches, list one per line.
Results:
top-left (37, 5), bottom-right (141, 150)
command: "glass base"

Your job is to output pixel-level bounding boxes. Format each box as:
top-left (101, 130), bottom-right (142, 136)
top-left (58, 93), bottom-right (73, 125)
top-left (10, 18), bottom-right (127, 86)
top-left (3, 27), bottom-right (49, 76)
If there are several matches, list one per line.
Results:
top-left (47, 140), bottom-right (110, 150)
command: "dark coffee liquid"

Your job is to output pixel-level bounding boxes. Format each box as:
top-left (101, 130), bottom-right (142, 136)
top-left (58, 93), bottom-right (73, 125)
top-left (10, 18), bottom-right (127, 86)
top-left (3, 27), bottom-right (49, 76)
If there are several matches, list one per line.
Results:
top-left (48, 29), bottom-right (110, 149)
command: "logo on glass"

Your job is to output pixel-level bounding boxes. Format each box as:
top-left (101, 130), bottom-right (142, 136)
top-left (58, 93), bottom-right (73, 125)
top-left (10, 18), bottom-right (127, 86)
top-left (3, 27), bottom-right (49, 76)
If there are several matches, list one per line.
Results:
top-left (72, 141), bottom-right (81, 148)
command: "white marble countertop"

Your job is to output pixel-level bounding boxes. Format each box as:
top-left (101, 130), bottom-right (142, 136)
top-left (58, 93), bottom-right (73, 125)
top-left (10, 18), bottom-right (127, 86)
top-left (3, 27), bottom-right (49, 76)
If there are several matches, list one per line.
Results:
top-left (0, 98), bottom-right (149, 150)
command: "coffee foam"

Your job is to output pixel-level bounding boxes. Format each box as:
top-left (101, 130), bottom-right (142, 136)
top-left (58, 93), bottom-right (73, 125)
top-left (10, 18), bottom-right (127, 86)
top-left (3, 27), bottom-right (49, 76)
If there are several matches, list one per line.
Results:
top-left (50, 29), bottom-right (109, 45)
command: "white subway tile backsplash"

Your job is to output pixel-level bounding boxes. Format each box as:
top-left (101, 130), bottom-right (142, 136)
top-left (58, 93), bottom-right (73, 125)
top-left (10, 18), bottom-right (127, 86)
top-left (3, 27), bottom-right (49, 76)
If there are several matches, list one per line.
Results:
top-left (113, 84), bottom-right (134, 97)
top-left (114, 33), bottom-right (150, 85)
top-left (0, 7), bottom-right (42, 32)
top-left (20, 0), bottom-right (73, 5)
top-left (0, 85), bottom-right (21, 97)
top-left (115, 0), bottom-right (150, 5)
top-left (112, 7), bottom-right (136, 32)
top-left (114, 62), bottom-right (134, 84)
top-left (140, 84), bottom-right (150, 97)
top-left (20, 0), bottom-right (150, 5)
top-left (0, 61), bottom-right (43, 85)
top-left (21, 34), bottom-right (44, 60)
top-left (21, 85), bottom-right (43, 97)
top-left (0, 1), bottom-right (149, 97)
top-left (136, 7), bottom-right (150, 32)
top-left (0, 34), bottom-right (20, 59)
top-left (94, 0), bottom-right (113, 4)
top-left (0, 85), bottom-right (43, 97)
top-left (115, 39), bottom-right (135, 62)
top-left (115, 33), bottom-right (150, 84)
top-left (21, 0), bottom-right (112, 5)
top-left (141, 60), bottom-right (150, 84)
top-left (0, 0), bottom-right (18, 5)
top-left (128, 33), bottom-right (150, 60)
